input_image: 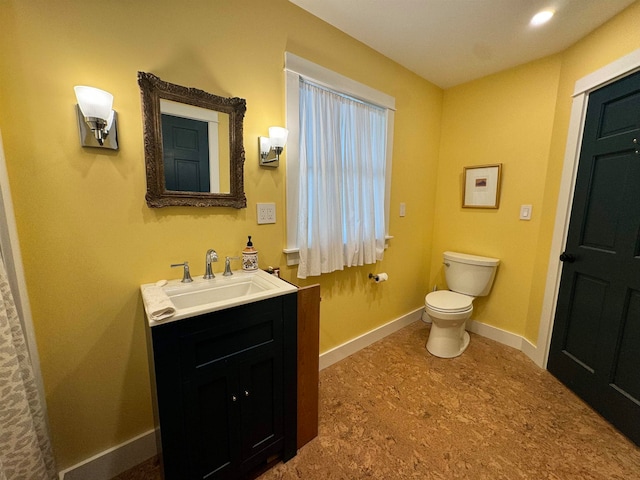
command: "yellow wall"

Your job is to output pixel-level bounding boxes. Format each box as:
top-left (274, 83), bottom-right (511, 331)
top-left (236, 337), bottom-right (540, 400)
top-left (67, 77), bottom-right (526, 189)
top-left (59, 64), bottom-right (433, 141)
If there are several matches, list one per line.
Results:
top-left (525, 0), bottom-right (640, 342)
top-left (3, 0), bottom-right (640, 472)
top-left (432, 1), bottom-right (640, 343)
top-left (0, 0), bottom-right (441, 469)
top-left (432, 56), bottom-right (562, 336)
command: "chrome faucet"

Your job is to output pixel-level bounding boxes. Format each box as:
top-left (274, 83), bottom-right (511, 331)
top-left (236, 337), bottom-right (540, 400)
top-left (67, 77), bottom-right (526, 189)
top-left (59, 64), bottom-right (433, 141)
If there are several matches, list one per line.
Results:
top-left (171, 261), bottom-right (193, 283)
top-left (204, 249), bottom-right (218, 279)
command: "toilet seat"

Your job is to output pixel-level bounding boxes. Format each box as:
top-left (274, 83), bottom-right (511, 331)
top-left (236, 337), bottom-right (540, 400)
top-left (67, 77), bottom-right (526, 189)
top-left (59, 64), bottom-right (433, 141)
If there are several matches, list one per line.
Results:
top-left (425, 290), bottom-right (473, 313)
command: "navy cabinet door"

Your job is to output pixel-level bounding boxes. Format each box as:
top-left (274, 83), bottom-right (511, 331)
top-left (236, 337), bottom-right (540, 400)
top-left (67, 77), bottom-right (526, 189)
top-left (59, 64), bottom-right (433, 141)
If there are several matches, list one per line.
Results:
top-left (238, 342), bottom-right (284, 467)
top-left (183, 362), bottom-right (241, 479)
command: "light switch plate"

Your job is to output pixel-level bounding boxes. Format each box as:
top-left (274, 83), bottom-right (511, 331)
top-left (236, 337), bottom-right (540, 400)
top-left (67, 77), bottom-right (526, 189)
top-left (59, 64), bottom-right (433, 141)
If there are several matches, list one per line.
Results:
top-left (257, 203), bottom-right (276, 224)
top-left (520, 204), bottom-right (532, 220)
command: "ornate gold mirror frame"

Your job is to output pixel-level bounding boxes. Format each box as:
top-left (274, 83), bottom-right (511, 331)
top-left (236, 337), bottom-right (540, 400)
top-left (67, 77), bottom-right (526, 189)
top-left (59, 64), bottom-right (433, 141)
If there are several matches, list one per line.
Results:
top-left (138, 72), bottom-right (247, 208)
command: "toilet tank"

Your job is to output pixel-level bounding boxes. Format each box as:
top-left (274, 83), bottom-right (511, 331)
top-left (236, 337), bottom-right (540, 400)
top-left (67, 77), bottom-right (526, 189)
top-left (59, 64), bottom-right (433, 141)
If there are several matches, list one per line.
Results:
top-left (443, 251), bottom-right (500, 297)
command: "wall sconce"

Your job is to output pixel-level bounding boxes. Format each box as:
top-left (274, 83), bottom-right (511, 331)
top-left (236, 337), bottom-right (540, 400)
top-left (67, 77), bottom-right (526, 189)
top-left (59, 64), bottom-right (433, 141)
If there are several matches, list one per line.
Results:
top-left (74, 85), bottom-right (118, 150)
top-left (258, 126), bottom-right (288, 167)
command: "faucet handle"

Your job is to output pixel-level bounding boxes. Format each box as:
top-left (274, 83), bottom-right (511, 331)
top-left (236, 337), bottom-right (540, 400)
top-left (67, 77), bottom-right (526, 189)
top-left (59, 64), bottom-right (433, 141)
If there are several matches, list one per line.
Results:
top-left (171, 262), bottom-right (193, 283)
top-left (223, 256), bottom-right (241, 276)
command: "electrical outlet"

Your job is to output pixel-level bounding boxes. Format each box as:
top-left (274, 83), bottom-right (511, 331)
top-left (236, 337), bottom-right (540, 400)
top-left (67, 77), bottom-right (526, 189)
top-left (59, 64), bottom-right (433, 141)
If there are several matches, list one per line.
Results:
top-left (257, 203), bottom-right (276, 224)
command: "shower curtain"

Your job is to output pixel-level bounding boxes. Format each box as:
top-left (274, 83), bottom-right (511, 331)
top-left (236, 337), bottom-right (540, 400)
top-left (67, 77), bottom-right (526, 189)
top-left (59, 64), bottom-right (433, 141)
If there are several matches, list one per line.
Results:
top-left (0, 234), bottom-right (56, 478)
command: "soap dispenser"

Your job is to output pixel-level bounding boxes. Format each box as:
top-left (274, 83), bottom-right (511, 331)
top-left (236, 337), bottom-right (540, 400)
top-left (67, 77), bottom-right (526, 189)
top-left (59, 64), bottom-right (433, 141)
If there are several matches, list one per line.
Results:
top-left (242, 236), bottom-right (258, 272)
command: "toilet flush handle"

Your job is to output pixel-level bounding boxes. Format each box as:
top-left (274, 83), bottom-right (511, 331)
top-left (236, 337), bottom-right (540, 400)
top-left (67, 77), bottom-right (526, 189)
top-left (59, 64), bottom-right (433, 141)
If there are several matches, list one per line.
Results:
top-left (443, 262), bottom-right (450, 267)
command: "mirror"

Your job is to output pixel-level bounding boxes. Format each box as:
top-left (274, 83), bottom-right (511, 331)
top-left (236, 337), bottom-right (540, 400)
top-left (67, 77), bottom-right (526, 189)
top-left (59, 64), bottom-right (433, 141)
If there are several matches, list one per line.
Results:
top-left (138, 72), bottom-right (247, 208)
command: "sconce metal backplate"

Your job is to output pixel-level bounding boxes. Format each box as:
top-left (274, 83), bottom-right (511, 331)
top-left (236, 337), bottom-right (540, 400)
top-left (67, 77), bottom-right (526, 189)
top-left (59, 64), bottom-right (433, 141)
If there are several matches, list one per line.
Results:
top-left (76, 105), bottom-right (119, 150)
top-left (258, 136), bottom-right (279, 168)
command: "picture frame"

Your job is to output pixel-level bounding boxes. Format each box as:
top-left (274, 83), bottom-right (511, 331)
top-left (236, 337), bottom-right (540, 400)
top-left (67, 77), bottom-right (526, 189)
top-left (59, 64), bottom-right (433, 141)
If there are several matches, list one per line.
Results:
top-left (462, 163), bottom-right (502, 208)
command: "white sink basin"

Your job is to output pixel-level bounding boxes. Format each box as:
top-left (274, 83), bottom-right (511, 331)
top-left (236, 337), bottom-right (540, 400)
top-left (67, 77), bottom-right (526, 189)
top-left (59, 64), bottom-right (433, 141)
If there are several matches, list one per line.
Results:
top-left (141, 269), bottom-right (297, 325)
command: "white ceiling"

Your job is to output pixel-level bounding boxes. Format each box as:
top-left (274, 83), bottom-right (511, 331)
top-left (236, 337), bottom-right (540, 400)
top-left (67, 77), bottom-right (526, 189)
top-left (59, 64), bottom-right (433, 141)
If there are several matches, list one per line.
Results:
top-left (289, 0), bottom-right (636, 88)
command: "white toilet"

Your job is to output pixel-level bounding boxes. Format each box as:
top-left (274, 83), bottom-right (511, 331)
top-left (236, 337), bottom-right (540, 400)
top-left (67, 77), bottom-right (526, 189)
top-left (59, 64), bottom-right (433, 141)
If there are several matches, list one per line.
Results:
top-left (423, 251), bottom-right (500, 358)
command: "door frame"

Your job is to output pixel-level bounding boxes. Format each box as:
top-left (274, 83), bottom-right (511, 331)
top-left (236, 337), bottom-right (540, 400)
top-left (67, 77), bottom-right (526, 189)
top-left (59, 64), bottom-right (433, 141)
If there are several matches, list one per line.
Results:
top-left (536, 48), bottom-right (640, 368)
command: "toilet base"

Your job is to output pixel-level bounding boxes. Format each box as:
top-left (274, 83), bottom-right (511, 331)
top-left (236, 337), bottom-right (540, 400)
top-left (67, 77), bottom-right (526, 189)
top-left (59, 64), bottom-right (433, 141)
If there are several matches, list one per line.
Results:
top-left (426, 328), bottom-right (470, 358)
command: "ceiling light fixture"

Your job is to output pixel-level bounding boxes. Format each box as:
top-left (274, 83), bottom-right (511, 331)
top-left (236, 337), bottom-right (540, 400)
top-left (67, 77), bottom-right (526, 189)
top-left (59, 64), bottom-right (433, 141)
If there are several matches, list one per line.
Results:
top-left (530, 10), bottom-right (554, 26)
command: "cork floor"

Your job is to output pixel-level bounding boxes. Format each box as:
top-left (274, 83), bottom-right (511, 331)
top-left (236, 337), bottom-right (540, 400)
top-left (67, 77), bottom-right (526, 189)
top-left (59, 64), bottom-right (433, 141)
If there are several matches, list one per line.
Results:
top-left (113, 321), bottom-right (640, 480)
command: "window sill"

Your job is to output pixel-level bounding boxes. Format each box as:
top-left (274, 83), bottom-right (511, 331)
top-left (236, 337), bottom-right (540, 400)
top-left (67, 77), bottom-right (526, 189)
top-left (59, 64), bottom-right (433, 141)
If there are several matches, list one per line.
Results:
top-left (283, 236), bottom-right (393, 266)
top-left (283, 248), bottom-right (300, 266)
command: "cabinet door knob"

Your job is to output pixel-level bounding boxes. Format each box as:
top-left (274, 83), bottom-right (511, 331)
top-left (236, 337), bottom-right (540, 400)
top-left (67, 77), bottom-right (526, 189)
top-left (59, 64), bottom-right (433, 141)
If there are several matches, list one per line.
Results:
top-left (231, 395), bottom-right (237, 402)
top-left (244, 390), bottom-right (250, 397)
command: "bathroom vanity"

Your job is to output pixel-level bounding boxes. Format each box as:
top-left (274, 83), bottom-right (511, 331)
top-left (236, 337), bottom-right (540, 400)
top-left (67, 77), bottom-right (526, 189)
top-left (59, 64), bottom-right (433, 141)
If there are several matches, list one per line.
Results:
top-left (143, 271), bottom-right (319, 480)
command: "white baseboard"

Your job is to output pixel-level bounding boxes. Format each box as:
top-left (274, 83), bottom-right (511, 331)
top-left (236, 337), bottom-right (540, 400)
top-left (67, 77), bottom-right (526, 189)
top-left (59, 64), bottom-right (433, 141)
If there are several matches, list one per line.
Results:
top-left (520, 335), bottom-right (542, 367)
top-left (468, 319), bottom-right (540, 365)
top-left (319, 307), bottom-right (424, 370)
top-left (318, 309), bottom-right (541, 370)
top-left (58, 429), bottom-right (157, 480)
top-left (467, 319), bottom-right (523, 350)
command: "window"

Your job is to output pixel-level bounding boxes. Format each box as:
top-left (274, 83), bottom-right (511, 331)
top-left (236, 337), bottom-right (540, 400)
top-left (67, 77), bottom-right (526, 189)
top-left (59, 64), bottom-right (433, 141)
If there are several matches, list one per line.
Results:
top-left (283, 53), bottom-right (395, 278)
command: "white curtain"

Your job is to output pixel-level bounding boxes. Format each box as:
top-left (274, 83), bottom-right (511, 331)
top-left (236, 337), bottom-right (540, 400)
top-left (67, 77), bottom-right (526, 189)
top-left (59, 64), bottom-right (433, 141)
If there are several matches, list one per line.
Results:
top-left (0, 207), bottom-right (56, 477)
top-left (297, 79), bottom-right (387, 279)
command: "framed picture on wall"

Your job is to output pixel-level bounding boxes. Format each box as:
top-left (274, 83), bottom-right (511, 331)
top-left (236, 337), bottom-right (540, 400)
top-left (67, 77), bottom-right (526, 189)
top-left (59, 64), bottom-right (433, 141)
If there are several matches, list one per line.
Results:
top-left (462, 163), bottom-right (502, 208)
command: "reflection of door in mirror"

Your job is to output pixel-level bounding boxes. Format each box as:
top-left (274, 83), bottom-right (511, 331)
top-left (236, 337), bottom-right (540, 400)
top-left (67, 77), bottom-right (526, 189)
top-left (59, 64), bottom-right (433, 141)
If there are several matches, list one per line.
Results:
top-left (160, 99), bottom-right (230, 194)
top-left (162, 115), bottom-right (210, 192)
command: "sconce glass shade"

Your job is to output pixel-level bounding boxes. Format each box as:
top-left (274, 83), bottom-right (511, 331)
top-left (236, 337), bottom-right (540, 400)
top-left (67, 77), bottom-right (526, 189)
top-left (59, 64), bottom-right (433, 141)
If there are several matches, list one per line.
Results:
top-left (259, 136), bottom-right (272, 156)
top-left (74, 85), bottom-right (118, 149)
top-left (74, 86), bottom-right (113, 121)
top-left (259, 126), bottom-right (287, 167)
top-left (268, 126), bottom-right (288, 148)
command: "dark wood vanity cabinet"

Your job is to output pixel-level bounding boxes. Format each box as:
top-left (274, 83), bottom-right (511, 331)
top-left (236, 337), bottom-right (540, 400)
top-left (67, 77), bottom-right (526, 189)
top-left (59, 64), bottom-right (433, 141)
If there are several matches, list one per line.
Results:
top-left (148, 293), bottom-right (298, 480)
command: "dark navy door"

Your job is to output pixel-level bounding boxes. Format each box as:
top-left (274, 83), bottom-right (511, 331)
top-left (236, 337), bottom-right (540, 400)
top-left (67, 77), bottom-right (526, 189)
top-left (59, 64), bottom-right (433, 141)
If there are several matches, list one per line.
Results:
top-left (162, 114), bottom-right (210, 192)
top-left (548, 70), bottom-right (640, 446)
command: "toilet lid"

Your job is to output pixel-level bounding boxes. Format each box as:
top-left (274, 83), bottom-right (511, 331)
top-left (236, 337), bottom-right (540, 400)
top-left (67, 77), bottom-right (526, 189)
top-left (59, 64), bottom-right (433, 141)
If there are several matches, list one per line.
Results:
top-left (426, 290), bottom-right (473, 313)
